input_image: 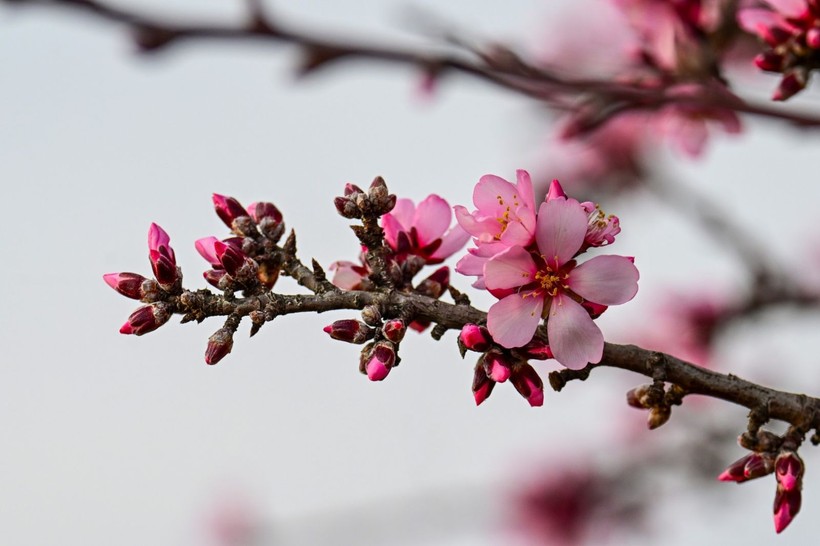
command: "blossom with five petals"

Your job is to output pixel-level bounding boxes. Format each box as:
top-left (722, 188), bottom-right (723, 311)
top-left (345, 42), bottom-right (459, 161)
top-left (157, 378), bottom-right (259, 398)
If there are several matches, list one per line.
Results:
top-left (484, 197), bottom-right (639, 369)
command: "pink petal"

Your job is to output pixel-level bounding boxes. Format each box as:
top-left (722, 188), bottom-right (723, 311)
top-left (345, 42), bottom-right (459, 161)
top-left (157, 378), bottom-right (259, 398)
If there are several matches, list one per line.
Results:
top-left (455, 252), bottom-right (487, 276)
top-left (390, 199), bottom-right (416, 231)
top-left (737, 8), bottom-right (787, 34)
top-left (413, 195), bottom-right (452, 246)
top-left (431, 224), bottom-right (470, 260)
top-left (567, 255), bottom-right (639, 305)
top-left (535, 199), bottom-right (588, 268)
top-left (515, 169), bottom-right (536, 212)
top-left (547, 293), bottom-right (604, 369)
top-left (484, 246), bottom-right (537, 290)
top-left (765, 0), bottom-right (807, 17)
top-left (487, 292), bottom-right (544, 348)
top-left (473, 174), bottom-right (518, 212)
top-left (498, 209), bottom-right (536, 247)
top-left (454, 205), bottom-right (499, 238)
top-left (195, 236), bottom-right (221, 266)
top-left (148, 223), bottom-right (170, 251)
top-left (381, 213), bottom-right (404, 249)
top-left (329, 261), bottom-right (365, 290)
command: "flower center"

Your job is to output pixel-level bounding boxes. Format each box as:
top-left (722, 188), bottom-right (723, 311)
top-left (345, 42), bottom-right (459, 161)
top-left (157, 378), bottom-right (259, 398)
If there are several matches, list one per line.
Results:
top-left (534, 267), bottom-right (566, 297)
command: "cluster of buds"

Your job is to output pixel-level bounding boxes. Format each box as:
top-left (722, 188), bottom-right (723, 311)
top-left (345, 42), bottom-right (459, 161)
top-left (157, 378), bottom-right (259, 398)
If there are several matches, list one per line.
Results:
top-left (718, 429), bottom-right (805, 533)
top-left (104, 223), bottom-right (181, 336)
top-left (197, 194), bottom-right (286, 293)
top-left (739, 0), bottom-right (820, 100)
top-left (324, 309), bottom-right (407, 382)
top-left (625, 382), bottom-right (685, 429)
top-left (333, 176), bottom-right (397, 220)
top-left (460, 324), bottom-right (551, 407)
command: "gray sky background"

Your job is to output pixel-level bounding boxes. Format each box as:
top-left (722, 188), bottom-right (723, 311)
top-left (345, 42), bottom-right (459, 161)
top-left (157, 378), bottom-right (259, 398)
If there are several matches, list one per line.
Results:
top-left (2, 1), bottom-right (820, 545)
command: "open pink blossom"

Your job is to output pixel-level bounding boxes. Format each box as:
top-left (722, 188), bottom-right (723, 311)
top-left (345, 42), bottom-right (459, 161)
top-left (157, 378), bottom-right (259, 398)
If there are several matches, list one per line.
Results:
top-left (381, 195), bottom-right (469, 264)
top-left (484, 197), bottom-right (639, 369)
top-left (453, 170), bottom-right (537, 248)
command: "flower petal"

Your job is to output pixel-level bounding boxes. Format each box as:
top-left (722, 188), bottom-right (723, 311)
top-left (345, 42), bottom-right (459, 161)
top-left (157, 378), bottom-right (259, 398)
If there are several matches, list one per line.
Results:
top-left (515, 169), bottom-right (536, 212)
top-left (484, 246), bottom-right (537, 290)
top-left (547, 293), bottom-right (604, 369)
top-left (431, 224), bottom-right (470, 260)
top-left (390, 199), bottom-right (416, 231)
top-left (487, 292), bottom-right (544, 348)
top-left (473, 174), bottom-right (518, 212)
top-left (454, 205), bottom-right (499, 238)
top-left (567, 255), bottom-right (639, 306)
top-left (414, 195), bottom-right (452, 246)
top-left (536, 198), bottom-right (587, 268)
top-left (381, 213), bottom-right (404, 250)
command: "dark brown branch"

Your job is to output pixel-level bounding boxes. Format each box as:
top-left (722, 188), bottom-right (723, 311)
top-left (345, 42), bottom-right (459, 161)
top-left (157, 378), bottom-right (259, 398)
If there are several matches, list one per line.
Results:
top-left (7, 0), bottom-right (820, 129)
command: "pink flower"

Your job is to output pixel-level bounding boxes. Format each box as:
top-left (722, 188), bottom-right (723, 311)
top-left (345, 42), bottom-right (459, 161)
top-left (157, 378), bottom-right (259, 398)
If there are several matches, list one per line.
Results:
top-left (453, 170), bottom-right (537, 247)
top-left (381, 195), bottom-right (469, 264)
top-left (147, 223), bottom-right (179, 288)
top-left (483, 197), bottom-right (639, 369)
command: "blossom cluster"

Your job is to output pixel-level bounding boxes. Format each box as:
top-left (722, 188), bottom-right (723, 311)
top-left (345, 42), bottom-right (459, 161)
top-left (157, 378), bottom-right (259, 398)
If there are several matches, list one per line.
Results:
top-left (455, 171), bottom-right (639, 370)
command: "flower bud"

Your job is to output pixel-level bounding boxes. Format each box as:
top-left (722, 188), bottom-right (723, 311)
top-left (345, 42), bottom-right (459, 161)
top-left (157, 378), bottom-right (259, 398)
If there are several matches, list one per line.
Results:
top-left (773, 70), bottom-right (807, 102)
top-left (323, 319), bottom-right (373, 344)
top-left (195, 237), bottom-right (222, 267)
top-left (775, 452), bottom-right (804, 492)
top-left (510, 363), bottom-right (544, 407)
top-left (647, 406), bottom-right (671, 429)
top-left (626, 384), bottom-right (653, 409)
top-left (415, 266), bottom-right (449, 299)
top-left (246, 201), bottom-right (282, 225)
top-left (483, 351), bottom-right (512, 383)
top-left (334, 196), bottom-right (360, 219)
top-left (147, 223), bottom-right (179, 287)
top-left (459, 324), bottom-right (491, 353)
top-left (773, 486), bottom-right (801, 533)
top-left (808, 28), bottom-right (820, 49)
top-left (103, 272), bottom-right (149, 300)
top-left (205, 328), bottom-right (234, 365)
top-left (718, 453), bottom-right (774, 483)
top-left (361, 341), bottom-right (396, 381)
top-left (472, 361), bottom-right (495, 406)
top-left (119, 302), bottom-right (172, 335)
top-left (754, 51), bottom-right (785, 72)
top-left (344, 183), bottom-right (364, 196)
top-left (203, 269), bottom-right (228, 289)
top-left (367, 176), bottom-right (396, 214)
top-left (520, 339), bottom-right (553, 360)
top-left (215, 241), bottom-right (250, 278)
top-left (360, 305), bottom-right (382, 327)
top-left (545, 179), bottom-right (567, 201)
top-left (212, 193), bottom-right (248, 229)
top-left (382, 319), bottom-right (406, 343)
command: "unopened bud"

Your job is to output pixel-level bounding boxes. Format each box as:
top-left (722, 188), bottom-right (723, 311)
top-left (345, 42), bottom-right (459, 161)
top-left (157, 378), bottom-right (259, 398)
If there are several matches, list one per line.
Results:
top-left (323, 319), bottom-right (373, 344)
top-left (415, 266), bottom-right (449, 299)
top-left (361, 341), bottom-right (396, 381)
top-left (510, 363), bottom-right (544, 407)
top-left (459, 324), bottom-right (491, 353)
top-left (483, 351), bottom-right (512, 383)
top-left (212, 193), bottom-right (248, 229)
top-left (773, 70), bottom-right (807, 101)
top-left (774, 486), bottom-right (802, 533)
top-left (215, 241), bottom-right (250, 278)
top-left (246, 201), bottom-right (282, 225)
top-left (472, 360), bottom-right (495, 406)
top-left (367, 176), bottom-right (395, 214)
top-left (334, 196), bottom-right (360, 219)
top-left (775, 452), bottom-right (804, 492)
top-left (361, 305), bottom-right (382, 327)
top-left (718, 453), bottom-right (774, 483)
top-left (520, 339), bottom-right (553, 360)
top-left (754, 51), bottom-right (784, 72)
top-left (545, 179), bottom-right (567, 201)
top-left (205, 328), bottom-right (234, 365)
top-left (344, 183), bottom-right (364, 196)
top-left (103, 272), bottom-right (149, 300)
top-left (647, 406), bottom-right (671, 429)
top-left (203, 269), bottom-right (228, 289)
top-left (382, 319), bottom-right (406, 343)
top-left (119, 302), bottom-right (172, 335)
top-left (626, 384), bottom-right (653, 409)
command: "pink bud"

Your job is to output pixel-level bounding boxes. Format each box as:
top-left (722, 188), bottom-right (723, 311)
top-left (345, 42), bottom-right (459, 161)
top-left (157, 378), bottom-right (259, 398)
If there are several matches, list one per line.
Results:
top-left (382, 319), bottom-right (406, 343)
top-left (484, 352), bottom-right (512, 383)
top-left (471, 364), bottom-right (495, 406)
top-left (148, 223), bottom-right (172, 256)
top-left (323, 319), bottom-right (373, 344)
top-left (773, 70), bottom-right (807, 101)
top-left (808, 28), bottom-right (820, 49)
top-left (718, 453), bottom-right (773, 483)
top-left (344, 183), bottom-right (364, 196)
top-left (521, 339), bottom-right (553, 360)
top-left (775, 452), bottom-right (804, 492)
top-left (103, 272), bottom-right (149, 300)
top-left (415, 266), bottom-right (450, 299)
top-left (364, 342), bottom-right (396, 381)
top-left (212, 193), bottom-right (248, 228)
top-left (754, 51), bottom-right (784, 72)
top-left (195, 237), bottom-right (222, 267)
top-left (203, 269), bottom-right (228, 289)
top-left (205, 328), bottom-right (234, 365)
top-left (119, 303), bottom-right (172, 335)
top-left (773, 486), bottom-right (801, 533)
top-left (545, 179), bottom-right (567, 201)
top-left (214, 241), bottom-right (248, 277)
top-left (510, 363), bottom-right (544, 407)
top-left (626, 384), bottom-right (653, 409)
top-left (246, 201), bottom-right (282, 225)
top-left (459, 324), bottom-right (491, 352)
top-left (147, 223), bottom-right (178, 287)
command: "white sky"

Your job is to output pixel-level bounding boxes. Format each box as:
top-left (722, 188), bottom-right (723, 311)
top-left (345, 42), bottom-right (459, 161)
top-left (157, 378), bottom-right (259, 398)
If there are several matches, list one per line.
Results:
top-left (2, 1), bottom-right (820, 545)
